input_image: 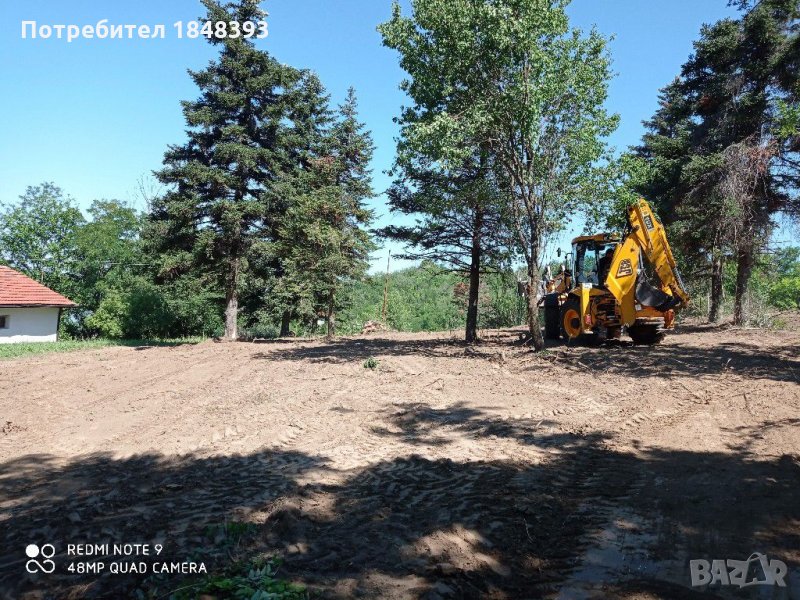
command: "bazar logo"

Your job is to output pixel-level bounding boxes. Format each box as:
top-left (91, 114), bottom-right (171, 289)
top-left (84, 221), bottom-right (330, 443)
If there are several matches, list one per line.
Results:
top-left (690, 553), bottom-right (787, 588)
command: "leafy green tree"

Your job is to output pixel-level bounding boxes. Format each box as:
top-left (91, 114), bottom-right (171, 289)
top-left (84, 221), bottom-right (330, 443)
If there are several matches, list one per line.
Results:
top-left (766, 246), bottom-right (800, 309)
top-left (73, 200), bottom-right (142, 318)
top-left (379, 0), bottom-right (617, 350)
top-left (584, 152), bottom-right (653, 232)
top-left (380, 150), bottom-right (511, 343)
top-left (337, 263), bottom-right (523, 334)
top-left (152, 0), bottom-right (300, 340)
top-left (0, 183), bottom-right (85, 299)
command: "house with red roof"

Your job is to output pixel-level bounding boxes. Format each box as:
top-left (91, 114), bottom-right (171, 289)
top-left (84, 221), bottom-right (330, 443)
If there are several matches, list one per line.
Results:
top-left (0, 266), bottom-right (76, 343)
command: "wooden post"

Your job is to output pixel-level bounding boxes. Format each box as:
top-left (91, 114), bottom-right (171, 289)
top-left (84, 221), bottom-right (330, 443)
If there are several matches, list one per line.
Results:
top-left (381, 251), bottom-right (391, 322)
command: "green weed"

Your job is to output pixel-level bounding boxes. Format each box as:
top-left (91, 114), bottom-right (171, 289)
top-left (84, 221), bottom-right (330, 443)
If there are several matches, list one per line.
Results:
top-left (0, 338), bottom-right (202, 360)
top-left (173, 558), bottom-right (308, 600)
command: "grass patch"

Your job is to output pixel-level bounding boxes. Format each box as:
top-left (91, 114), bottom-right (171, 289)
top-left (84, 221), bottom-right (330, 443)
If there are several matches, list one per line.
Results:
top-left (204, 521), bottom-right (259, 546)
top-left (363, 356), bottom-right (379, 370)
top-left (0, 338), bottom-right (203, 360)
top-left (197, 559), bottom-right (307, 600)
top-left (166, 557), bottom-right (308, 600)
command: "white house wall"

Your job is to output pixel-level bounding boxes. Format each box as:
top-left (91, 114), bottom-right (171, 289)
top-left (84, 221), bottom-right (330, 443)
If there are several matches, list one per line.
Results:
top-left (0, 307), bottom-right (60, 343)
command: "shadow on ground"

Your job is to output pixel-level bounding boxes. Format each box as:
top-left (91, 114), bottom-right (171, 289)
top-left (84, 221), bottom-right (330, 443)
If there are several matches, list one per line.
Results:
top-left (247, 330), bottom-right (800, 386)
top-left (548, 339), bottom-right (800, 384)
top-left (1, 403), bottom-right (798, 599)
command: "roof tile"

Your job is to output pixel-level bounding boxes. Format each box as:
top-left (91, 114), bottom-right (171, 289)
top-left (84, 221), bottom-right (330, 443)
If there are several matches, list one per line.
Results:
top-left (0, 266), bottom-right (76, 307)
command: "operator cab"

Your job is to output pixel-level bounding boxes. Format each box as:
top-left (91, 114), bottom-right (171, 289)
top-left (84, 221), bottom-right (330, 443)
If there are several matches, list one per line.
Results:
top-left (571, 234), bottom-right (620, 287)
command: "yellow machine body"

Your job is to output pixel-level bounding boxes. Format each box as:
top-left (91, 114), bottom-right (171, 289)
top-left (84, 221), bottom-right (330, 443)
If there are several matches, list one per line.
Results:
top-left (542, 199), bottom-right (690, 345)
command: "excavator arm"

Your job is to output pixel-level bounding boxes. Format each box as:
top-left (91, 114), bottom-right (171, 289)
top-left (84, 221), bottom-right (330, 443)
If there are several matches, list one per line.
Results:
top-left (605, 199), bottom-right (689, 325)
top-left (626, 199), bottom-right (690, 308)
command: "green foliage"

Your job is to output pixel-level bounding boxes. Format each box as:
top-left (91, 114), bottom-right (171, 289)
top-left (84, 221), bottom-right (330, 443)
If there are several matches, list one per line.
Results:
top-left (85, 291), bottom-right (127, 338)
top-left (152, 0), bottom-right (305, 340)
top-left (71, 199), bottom-right (144, 320)
top-left (479, 270), bottom-right (527, 328)
top-left (177, 558), bottom-right (307, 600)
top-left (636, 0), bottom-right (800, 323)
top-left (240, 316), bottom-right (280, 340)
top-left (681, 246), bottom-right (800, 325)
top-left (0, 338), bottom-right (200, 361)
top-left (379, 0), bottom-right (618, 350)
top-left (363, 356), bottom-right (379, 370)
top-left (336, 264), bottom-right (524, 334)
top-left (769, 277), bottom-right (800, 309)
top-left (0, 183), bottom-right (85, 299)
top-left (584, 153), bottom-right (653, 232)
top-left (83, 276), bottom-right (223, 340)
top-left (151, 3), bottom-right (376, 341)
top-left (766, 247), bottom-right (800, 310)
top-left (271, 88), bottom-right (376, 336)
top-left (339, 265), bottom-right (461, 333)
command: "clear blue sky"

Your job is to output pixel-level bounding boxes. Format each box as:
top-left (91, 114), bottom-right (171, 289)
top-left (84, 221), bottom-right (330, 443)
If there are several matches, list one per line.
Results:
top-left (0, 0), bottom-right (742, 271)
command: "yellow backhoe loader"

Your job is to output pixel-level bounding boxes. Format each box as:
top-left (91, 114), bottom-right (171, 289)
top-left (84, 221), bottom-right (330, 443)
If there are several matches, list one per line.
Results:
top-left (542, 198), bottom-right (690, 345)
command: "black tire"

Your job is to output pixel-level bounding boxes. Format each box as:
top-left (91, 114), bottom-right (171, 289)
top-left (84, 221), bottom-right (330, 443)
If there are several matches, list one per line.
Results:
top-left (544, 295), bottom-right (561, 340)
top-left (560, 297), bottom-right (583, 340)
top-left (627, 324), bottom-right (665, 345)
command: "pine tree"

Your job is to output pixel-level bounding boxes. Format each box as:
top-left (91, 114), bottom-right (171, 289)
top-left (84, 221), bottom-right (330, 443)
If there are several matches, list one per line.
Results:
top-left (637, 0), bottom-right (799, 324)
top-left (635, 80), bottom-right (732, 322)
top-left (262, 71), bottom-right (334, 336)
top-left (152, 0), bottom-right (300, 340)
top-left (273, 88), bottom-right (375, 337)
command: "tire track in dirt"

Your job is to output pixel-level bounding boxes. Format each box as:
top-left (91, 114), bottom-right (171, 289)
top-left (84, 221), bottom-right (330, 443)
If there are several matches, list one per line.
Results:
top-left (2, 326), bottom-right (798, 599)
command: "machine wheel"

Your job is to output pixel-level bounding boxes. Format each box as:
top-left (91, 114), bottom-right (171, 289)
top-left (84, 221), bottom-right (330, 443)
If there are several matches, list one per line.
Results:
top-left (543, 294), bottom-right (561, 340)
top-left (627, 324), bottom-right (665, 345)
top-left (560, 297), bottom-right (583, 341)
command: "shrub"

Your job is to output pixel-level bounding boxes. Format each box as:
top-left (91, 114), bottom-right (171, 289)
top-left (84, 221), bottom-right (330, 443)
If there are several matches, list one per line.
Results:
top-left (85, 291), bottom-right (127, 338)
top-left (768, 276), bottom-right (800, 310)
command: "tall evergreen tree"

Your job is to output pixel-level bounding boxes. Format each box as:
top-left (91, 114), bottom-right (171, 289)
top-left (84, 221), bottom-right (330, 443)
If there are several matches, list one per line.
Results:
top-left (152, 0), bottom-right (299, 340)
top-left (637, 0), bottom-right (799, 324)
top-left (635, 80), bottom-right (733, 322)
top-left (272, 88), bottom-right (375, 337)
top-left (267, 72), bottom-right (335, 335)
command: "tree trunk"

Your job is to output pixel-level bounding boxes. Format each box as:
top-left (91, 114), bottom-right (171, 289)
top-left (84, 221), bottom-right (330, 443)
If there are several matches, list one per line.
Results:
top-left (708, 254), bottom-right (723, 323)
top-left (526, 263), bottom-right (544, 351)
top-left (326, 293), bottom-right (336, 339)
top-left (465, 208), bottom-right (483, 344)
top-left (733, 248), bottom-right (754, 326)
top-left (224, 257), bottom-right (239, 341)
top-left (280, 310), bottom-right (291, 337)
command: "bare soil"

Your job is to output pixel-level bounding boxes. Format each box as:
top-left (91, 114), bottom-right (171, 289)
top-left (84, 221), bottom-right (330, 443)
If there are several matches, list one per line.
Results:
top-left (1, 323), bottom-right (799, 599)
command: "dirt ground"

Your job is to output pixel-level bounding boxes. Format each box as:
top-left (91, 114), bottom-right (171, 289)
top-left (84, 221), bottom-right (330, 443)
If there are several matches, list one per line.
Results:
top-left (1, 322), bottom-right (799, 599)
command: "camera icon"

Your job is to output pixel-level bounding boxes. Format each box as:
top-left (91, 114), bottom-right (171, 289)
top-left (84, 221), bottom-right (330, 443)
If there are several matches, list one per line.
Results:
top-left (25, 543), bottom-right (56, 574)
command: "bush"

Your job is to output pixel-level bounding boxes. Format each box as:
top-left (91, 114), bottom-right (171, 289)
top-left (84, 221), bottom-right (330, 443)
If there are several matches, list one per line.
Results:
top-left (85, 291), bottom-right (127, 338)
top-left (337, 264), bottom-right (524, 335)
top-left (768, 276), bottom-right (800, 310)
top-left (241, 321), bottom-right (280, 340)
